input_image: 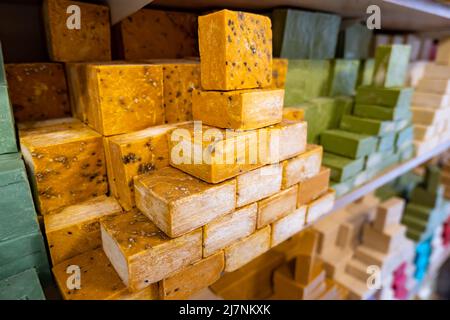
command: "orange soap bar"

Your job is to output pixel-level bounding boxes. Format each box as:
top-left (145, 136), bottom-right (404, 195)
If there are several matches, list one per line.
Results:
top-left (283, 107), bottom-right (304, 121)
top-left (297, 167), bottom-right (330, 206)
top-left (5, 63), bottom-right (71, 122)
top-left (53, 248), bottom-right (159, 300)
top-left (271, 58), bottom-right (288, 89)
top-left (257, 185), bottom-right (298, 228)
top-left (18, 117), bottom-right (84, 138)
top-left (192, 88), bottom-right (284, 130)
top-left (20, 125), bottom-right (108, 214)
top-left (282, 144), bottom-right (323, 189)
top-left (43, 0), bottom-right (111, 62)
top-left (159, 252), bottom-right (224, 300)
top-left (266, 120), bottom-right (308, 163)
top-left (117, 9), bottom-right (198, 60)
top-left (101, 210), bottom-right (202, 292)
top-left (198, 9), bottom-right (272, 90)
top-left (44, 196), bottom-right (122, 265)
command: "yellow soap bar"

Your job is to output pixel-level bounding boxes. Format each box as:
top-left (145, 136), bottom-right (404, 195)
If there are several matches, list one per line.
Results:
top-left (82, 64), bottom-right (164, 136)
top-left (5, 63), bottom-right (71, 122)
top-left (192, 88), bottom-right (284, 130)
top-left (159, 252), bottom-right (224, 300)
top-left (224, 226), bottom-right (271, 272)
top-left (198, 9), bottom-right (272, 90)
top-left (134, 167), bottom-right (236, 238)
top-left (101, 210), bottom-right (203, 292)
top-left (169, 122), bottom-right (267, 183)
top-left (297, 167), bottom-right (330, 206)
top-left (271, 58), bottom-right (288, 89)
top-left (18, 117), bottom-right (84, 138)
top-left (52, 248), bottom-right (159, 300)
top-left (283, 107), bottom-right (305, 121)
top-left (282, 144), bottom-right (323, 189)
top-left (43, 0), bottom-right (111, 62)
top-left (306, 189), bottom-right (336, 225)
top-left (203, 203), bottom-right (257, 257)
top-left (271, 206), bottom-right (307, 247)
top-left (257, 185), bottom-right (298, 228)
top-left (20, 126), bottom-right (108, 214)
top-left (117, 9), bottom-right (198, 60)
top-left (265, 120), bottom-right (308, 163)
top-left (44, 196), bottom-right (122, 265)
top-left (106, 123), bottom-right (182, 210)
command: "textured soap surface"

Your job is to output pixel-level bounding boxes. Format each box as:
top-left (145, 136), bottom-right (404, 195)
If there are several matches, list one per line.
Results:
top-left (271, 58), bottom-right (288, 88)
top-left (357, 59), bottom-right (374, 86)
top-left (320, 129), bottom-right (377, 159)
top-left (118, 9), bottom-right (198, 60)
top-left (340, 115), bottom-right (395, 136)
top-left (322, 152), bottom-right (365, 182)
top-left (0, 269), bottom-right (45, 300)
top-left (356, 86), bottom-right (413, 109)
top-left (337, 21), bottom-right (372, 59)
top-left (198, 10), bottom-right (272, 90)
top-left (328, 60), bottom-right (360, 96)
top-left (0, 232), bottom-right (46, 266)
top-left (354, 104), bottom-right (411, 121)
top-left (373, 45), bottom-right (411, 88)
top-left (0, 85), bottom-right (17, 154)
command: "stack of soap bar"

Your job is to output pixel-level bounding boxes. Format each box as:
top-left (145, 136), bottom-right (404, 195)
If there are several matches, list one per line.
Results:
top-left (327, 59), bottom-right (360, 96)
top-left (372, 45), bottom-right (411, 88)
top-left (116, 9), bottom-right (198, 60)
top-left (0, 269), bottom-right (45, 300)
top-left (357, 59), bottom-right (374, 86)
top-left (272, 9), bottom-right (341, 59)
top-left (320, 129), bottom-right (377, 159)
top-left (336, 21), bottom-right (372, 59)
top-left (43, 0), bottom-right (111, 62)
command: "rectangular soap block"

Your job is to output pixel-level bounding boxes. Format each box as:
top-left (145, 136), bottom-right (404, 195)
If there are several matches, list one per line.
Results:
top-left (106, 123), bottom-right (180, 210)
top-left (377, 132), bottom-right (396, 152)
top-left (5, 63), bottom-right (71, 122)
top-left (374, 197), bottom-right (405, 232)
top-left (159, 252), bottom-right (224, 300)
top-left (203, 203), bottom-right (257, 257)
top-left (44, 196), bottom-right (122, 265)
top-left (331, 178), bottom-right (355, 197)
top-left (283, 107), bottom-right (305, 121)
top-left (52, 248), bottom-right (159, 300)
top-left (168, 122), bottom-right (266, 183)
top-left (322, 152), bottom-right (364, 182)
top-left (337, 21), bottom-right (372, 59)
top-left (354, 104), bottom-right (411, 121)
top-left (424, 63), bottom-right (450, 80)
top-left (43, 0), bottom-right (111, 62)
top-left (413, 124), bottom-right (437, 141)
top-left (372, 45), bottom-right (411, 87)
top-left (271, 58), bottom-right (288, 88)
top-left (101, 210), bottom-right (202, 291)
top-left (0, 250), bottom-right (50, 284)
top-left (224, 226), bottom-right (271, 272)
top-left (328, 59), bottom-right (360, 96)
top-left (0, 269), bottom-right (45, 300)
top-left (297, 167), bottom-right (330, 206)
top-left (340, 115), bottom-right (396, 136)
top-left (281, 144), bottom-right (322, 188)
top-left (192, 88), bottom-right (284, 130)
top-left (417, 78), bottom-right (450, 95)
top-left (257, 186), bottom-right (298, 228)
top-left (266, 120), bottom-right (308, 163)
top-left (311, 12), bottom-right (341, 59)
top-left (271, 206), bottom-right (307, 247)
top-left (236, 164), bottom-right (282, 207)
top-left (20, 126), bottom-right (108, 214)
top-left (357, 59), bottom-right (374, 86)
top-left (0, 85), bottom-right (17, 154)
top-left (117, 9), bottom-right (198, 60)
top-left (198, 9), bottom-right (272, 90)
top-left (0, 232), bottom-right (46, 266)
top-left (355, 86), bottom-right (413, 109)
top-left (436, 38), bottom-right (450, 65)
top-left (396, 126), bottom-right (414, 150)
top-left (411, 107), bottom-right (446, 125)
top-left (410, 186), bottom-right (443, 209)
top-left (412, 92), bottom-right (449, 109)
top-left (135, 167), bottom-right (235, 238)
top-left (306, 189), bottom-right (335, 224)
top-left (320, 129), bottom-right (377, 159)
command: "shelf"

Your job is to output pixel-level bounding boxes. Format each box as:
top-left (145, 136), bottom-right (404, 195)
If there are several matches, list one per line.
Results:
top-left (333, 139), bottom-right (450, 212)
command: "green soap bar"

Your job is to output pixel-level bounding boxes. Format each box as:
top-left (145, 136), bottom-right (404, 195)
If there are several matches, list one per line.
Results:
top-left (328, 60), bottom-right (360, 96)
top-left (366, 151), bottom-right (387, 168)
top-left (272, 9), bottom-right (316, 58)
top-left (406, 229), bottom-right (423, 242)
top-left (379, 152), bottom-right (400, 171)
top-left (425, 165), bottom-right (442, 193)
top-left (375, 183), bottom-right (401, 201)
top-left (337, 21), bottom-right (372, 59)
top-left (0, 268), bottom-right (45, 300)
top-left (0, 154), bottom-right (40, 242)
top-left (353, 104), bottom-right (412, 121)
top-left (373, 45), bottom-right (411, 88)
top-left (395, 126), bottom-right (414, 149)
top-left (410, 185), bottom-right (444, 209)
top-left (0, 232), bottom-right (46, 266)
top-left (312, 12), bottom-right (341, 59)
top-left (334, 96), bottom-right (354, 127)
top-left (405, 203), bottom-right (434, 221)
top-left (284, 60), bottom-right (330, 105)
top-left (0, 85), bottom-right (17, 155)
top-left (402, 215), bottom-right (428, 233)
top-left (320, 129), bottom-right (377, 159)
top-left (355, 86), bottom-right (413, 109)
top-left (0, 251), bottom-right (51, 285)
top-left (323, 152), bottom-right (364, 182)
top-left (340, 115), bottom-right (395, 136)
top-left (357, 59), bottom-right (374, 86)
top-left (377, 132), bottom-right (396, 152)
top-left (0, 43), bottom-right (6, 85)
top-left (353, 170), bottom-right (370, 187)
top-left (399, 144), bottom-right (414, 161)
top-left (394, 118), bottom-right (411, 131)
top-left (331, 177), bottom-right (355, 197)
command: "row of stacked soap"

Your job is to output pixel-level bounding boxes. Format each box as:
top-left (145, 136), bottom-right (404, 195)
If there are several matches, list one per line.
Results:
top-left (0, 44), bottom-right (48, 299)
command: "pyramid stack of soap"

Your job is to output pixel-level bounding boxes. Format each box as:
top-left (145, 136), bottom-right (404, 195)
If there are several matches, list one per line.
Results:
top-left (322, 45), bottom-right (414, 197)
top-left (0, 43), bottom-right (48, 299)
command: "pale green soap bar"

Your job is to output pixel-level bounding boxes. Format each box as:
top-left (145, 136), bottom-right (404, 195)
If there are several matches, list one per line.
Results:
top-left (377, 132), bottom-right (396, 152)
top-left (0, 85), bottom-right (17, 155)
top-left (395, 118), bottom-right (411, 131)
top-left (0, 232), bottom-right (46, 266)
top-left (399, 144), bottom-right (414, 161)
top-left (328, 60), bottom-right (360, 96)
top-left (366, 151), bottom-right (389, 168)
top-left (0, 251), bottom-right (51, 285)
top-left (0, 269), bottom-right (45, 300)
top-left (340, 115), bottom-right (395, 136)
top-left (331, 178), bottom-right (355, 197)
top-left (354, 104), bottom-right (412, 121)
top-left (337, 21), bottom-right (372, 59)
top-left (355, 86), bottom-right (413, 109)
top-left (357, 59), bottom-right (374, 86)
top-left (395, 126), bottom-right (414, 149)
top-left (312, 12), bottom-right (341, 59)
top-left (320, 129), bottom-right (377, 159)
top-left (284, 60), bottom-right (330, 105)
top-left (323, 152), bottom-right (365, 182)
top-left (373, 45), bottom-right (411, 88)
